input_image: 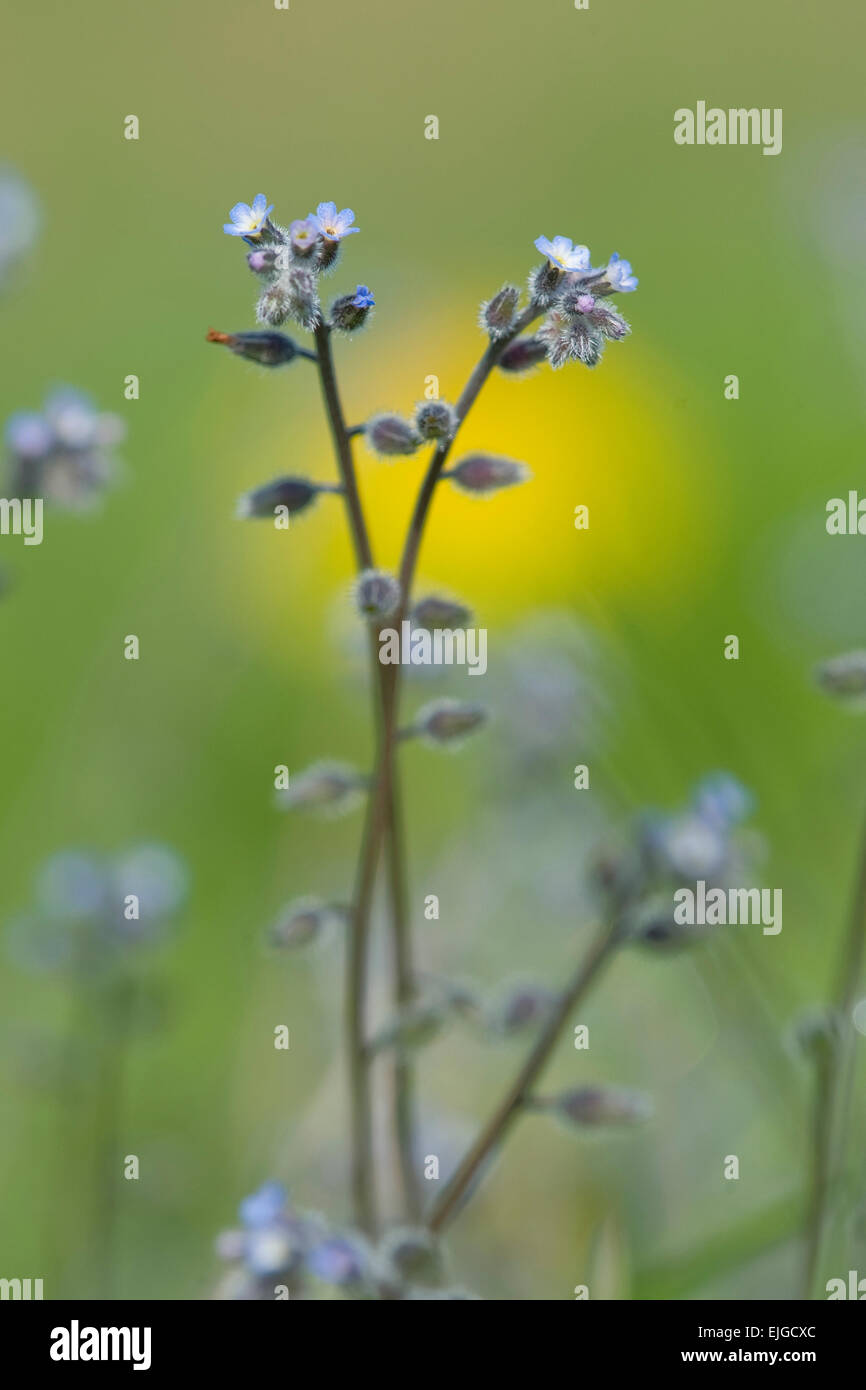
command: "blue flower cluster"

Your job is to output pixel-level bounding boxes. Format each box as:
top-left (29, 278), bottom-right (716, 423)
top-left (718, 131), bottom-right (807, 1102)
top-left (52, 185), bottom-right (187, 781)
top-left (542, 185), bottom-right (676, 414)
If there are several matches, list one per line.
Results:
top-left (5, 845), bottom-right (189, 976)
top-left (214, 1181), bottom-right (465, 1300)
top-left (217, 196), bottom-right (370, 343)
top-left (4, 387), bottom-right (124, 511)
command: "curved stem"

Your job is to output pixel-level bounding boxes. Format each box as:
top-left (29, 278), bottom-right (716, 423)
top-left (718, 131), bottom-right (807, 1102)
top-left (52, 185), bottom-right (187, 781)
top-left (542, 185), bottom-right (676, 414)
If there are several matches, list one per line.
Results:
top-left (428, 922), bottom-right (620, 1234)
top-left (313, 321), bottom-right (373, 571)
top-left (398, 303), bottom-right (541, 598)
top-left (312, 319), bottom-right (379, 1230)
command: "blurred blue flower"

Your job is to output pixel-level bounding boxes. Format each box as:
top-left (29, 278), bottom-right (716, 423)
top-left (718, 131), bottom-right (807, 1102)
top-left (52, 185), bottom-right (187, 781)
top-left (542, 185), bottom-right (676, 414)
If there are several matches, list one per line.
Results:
top-left (5, 387), bottom-right (124, 511)
top-left (5, 844), bottom-right (189, 975)
top-left (113, 844), bottom-right (188, 923)
top-left (310, 202), bottom-right (359, 240)
top-left (693, 773), bottom-right (753, 830)
top-left (4, 411), bottom-right (52, 459)
top-left (534, 235), bottom-right (591, 271)
top-left (0, 168), bottom-right (39, 284)
top-left (239, 1181), bottom-right (288, 1229)
top-left (307, 1234), bottom-right (368, 1286)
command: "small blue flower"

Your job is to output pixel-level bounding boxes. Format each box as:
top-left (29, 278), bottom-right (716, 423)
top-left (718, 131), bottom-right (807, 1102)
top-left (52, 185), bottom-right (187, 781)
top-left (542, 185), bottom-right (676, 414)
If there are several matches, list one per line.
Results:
top-left (604, 252), bottom-right (639, 292)
top-left (693, 774), bottom-right (752, 830)
top-left (223, 194), bottom-right (274, 239)
top-left (534, 235), bottom-right (591, 272)
top-left (307, 1235), bottom-right (368, 1286)
top-left (352, 285), bottom-right (375, 308)
top-left (310, 202), bottom-right (359, 241)
top-left (4, 410), bottom-right (52, 459)
top-left (289, 218), bottom-right (317, 255)
top-left (239, 1180), bottom-right (288, 1229)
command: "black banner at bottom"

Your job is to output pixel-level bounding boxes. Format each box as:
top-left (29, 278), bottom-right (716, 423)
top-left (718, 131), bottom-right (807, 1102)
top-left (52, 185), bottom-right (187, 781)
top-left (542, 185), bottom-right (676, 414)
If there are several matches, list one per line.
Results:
top-left (1, 1298), bottom-right (861, 1374)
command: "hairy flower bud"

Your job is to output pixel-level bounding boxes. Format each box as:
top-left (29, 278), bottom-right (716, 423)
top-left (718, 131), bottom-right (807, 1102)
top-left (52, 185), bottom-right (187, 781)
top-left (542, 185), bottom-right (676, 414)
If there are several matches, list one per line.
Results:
top-left (236, 476), bottom-right (320, 519)
top-left (256, 278), bottom-right (293, 327)
top-left (409, 697), bottom-right (488, 747)
top-left (529, 260), bottom-right (565, 308)
top-left (370, 999), bottom-right (446, 1053)
top-left (248, 247), bottom-right (279, 274)
top-left (330, 285), bottom-right (374, 332)
top-left (815, 650), bottom-right (866, 703)
top-left (536, 1085), bottom-right (653, 1127)
top-left (411, 594), bottom-right (472, 630)
top-left (413, 400), bottom-right (456, 441)
top-left (275, 761), bottom-right (366, 815)
top-left (365, 412), bottom-right (421, 457)
top-left (448, 452), bottom-right (530, 495)
top-left (270, 898), bottom-right (345, 950)
top-left (497, 335), bottom-right (548, 374)
top-left (539, 309), bottom-right (604, 369)
top-left (207, 329), bottom-right (301, 367)
top-left (379, 1228), bottom-right (444, 1287)
top-left (354, 568), bottom-right (401, 620)
top-left (283, 266), bottom-right (320, 330)
top-left (490, 982), bottom-right (556, 1035)
top-left (481, 283), bottom-right (520, 339)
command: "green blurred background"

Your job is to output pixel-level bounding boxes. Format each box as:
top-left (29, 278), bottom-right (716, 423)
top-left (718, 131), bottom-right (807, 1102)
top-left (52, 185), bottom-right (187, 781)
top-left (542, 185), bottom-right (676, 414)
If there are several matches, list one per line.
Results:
top-left (1, 0), bottom-right (865, 1299)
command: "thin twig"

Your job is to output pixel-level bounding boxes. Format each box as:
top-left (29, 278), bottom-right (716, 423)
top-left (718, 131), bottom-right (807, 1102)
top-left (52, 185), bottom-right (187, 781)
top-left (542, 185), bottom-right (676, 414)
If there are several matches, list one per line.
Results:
top-left (802, 798), bottom-right (866, 1296)
top-left (428, 921), bottom-right (621, 1234)
top-left (312, 318), bottom-right (415, 1232)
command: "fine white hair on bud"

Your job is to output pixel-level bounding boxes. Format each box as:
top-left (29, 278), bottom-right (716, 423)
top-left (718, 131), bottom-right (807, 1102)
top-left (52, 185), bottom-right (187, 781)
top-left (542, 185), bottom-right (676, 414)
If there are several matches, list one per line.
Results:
top-left (269, 897), bottom-right (347, 950)
top-left (235, 476), bottom-right (320, 519)
top-left (378, 1227), bottom-right (445, 1288)
top-left (480, 283), bottom-right (520, 340)
top-left (407, 698), bottom-right (488, 749)
top-left (411, 594), bottom-right (472, 630)
top-left (275, 761), bottom-right (367, 816)
top-left (354, 568), bottom-right (402, 621)
top-left (528, 260), bottom-right (565, 308)
top-left (497, 335), bottom-right (548, 374)
top-left (413, 400), bottom-right (456, 441)
top-left (448, 453), bottom-right (531, 495)
top-left (815, 650), bottom-right (866, 704)
top-left (531, 1086), bottom-right (654, 1128)
top-left (256, 279), bottom-right (293, 327)
top-left (365, 412), bottom-right (421, 458)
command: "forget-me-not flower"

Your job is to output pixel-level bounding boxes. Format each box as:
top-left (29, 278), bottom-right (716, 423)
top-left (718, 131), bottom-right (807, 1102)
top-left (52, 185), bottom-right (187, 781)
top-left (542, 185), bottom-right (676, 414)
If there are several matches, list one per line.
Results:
top-left (534, 235), bottom-right (591, 272)
top-left (603, 252), bottom-right (639, 291)
top-left (352, 285), bottom-right (374, 308)
top-left (310, 202), bottom-right (359, 241)
top-left (223, 194), bottom-right (274, 239)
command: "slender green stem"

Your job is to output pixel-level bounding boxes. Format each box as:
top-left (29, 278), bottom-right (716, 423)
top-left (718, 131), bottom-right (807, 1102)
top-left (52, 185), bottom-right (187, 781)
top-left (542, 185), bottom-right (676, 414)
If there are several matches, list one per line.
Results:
top-left (312, 322), bottom-right (372, 571)
top-left (312, 300), bottom-right (542, 1228)
top-left (801, 798), bottom-right (866, 1296)
top-left (428, 921), bottom-right (620, 1234)
top-left (312, 319), bottom-right (413, 1231)
top-left (398, 303), bottom-right (542, 599)
top-left (382, 725), bottom-right (421, 1219)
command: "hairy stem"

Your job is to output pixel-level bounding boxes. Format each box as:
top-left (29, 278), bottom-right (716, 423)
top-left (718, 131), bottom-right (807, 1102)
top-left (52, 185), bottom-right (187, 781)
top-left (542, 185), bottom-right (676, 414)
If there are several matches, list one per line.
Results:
top-left (802, 798), bottom-right (866, 1296)
top-left (312, 320), bottom-right (415, 1230)
top-left (399, 303), bottom-right (541, 598)
top-left (428, 921), bottom-right (620, 1234)
top-left (382, 716), bottom-right (422, 1219)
